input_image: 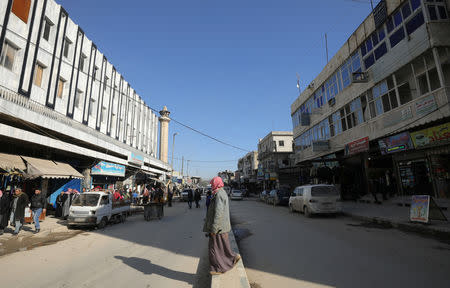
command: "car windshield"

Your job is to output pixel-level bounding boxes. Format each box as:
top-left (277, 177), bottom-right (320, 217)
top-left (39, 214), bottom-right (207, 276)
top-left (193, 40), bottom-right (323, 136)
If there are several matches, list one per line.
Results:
top-left (311, 186), bottom-right (339, 197)
top-left (278, 189), bottom-right (290, 196)
top-left (233, 190), bottom-right (241, 194)
top-left (72, 194), bottom-right (100, 207)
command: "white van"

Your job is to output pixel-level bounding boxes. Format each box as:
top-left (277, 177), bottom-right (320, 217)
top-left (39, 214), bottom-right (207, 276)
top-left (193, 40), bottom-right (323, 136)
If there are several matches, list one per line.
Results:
top-left (289, 184), bottom-right (341, 217)
top-left (68, 192), bottom-right (130, 228)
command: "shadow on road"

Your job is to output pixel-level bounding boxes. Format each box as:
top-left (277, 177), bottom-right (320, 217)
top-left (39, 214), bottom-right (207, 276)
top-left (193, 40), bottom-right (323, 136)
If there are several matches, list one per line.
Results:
top-left (115, 256), bottom-right (195, 285)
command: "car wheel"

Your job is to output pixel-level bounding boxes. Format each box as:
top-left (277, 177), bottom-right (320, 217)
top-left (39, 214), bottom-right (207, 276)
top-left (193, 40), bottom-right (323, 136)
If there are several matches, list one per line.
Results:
top-left (98, 217), bottom-right (107, 229)
top-left (304, 206), bottom-right (311, 218)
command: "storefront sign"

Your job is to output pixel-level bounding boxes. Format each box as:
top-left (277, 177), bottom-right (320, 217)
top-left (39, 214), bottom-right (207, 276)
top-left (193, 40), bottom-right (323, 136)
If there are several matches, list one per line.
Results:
top-left (269, 172), bottom-right (278, 181)
top-left (378, 132), bottom-right (413, 154)
top-left (345, 137), bottom-right (369, 156)
top-left (410, 122), bottom-right (450, 149)
top-left (410, 195), bottom-right (430, 223)
top-left (415, 95), bottom-right (437, 118)
top-left (91, 161), bottom-right (125, 177)
top-left (312, 140), bottom-right (329, 152)
top-left (128, 152), bottom-right (144, 166)
top-left (383, 106), bottom-right (412, 128)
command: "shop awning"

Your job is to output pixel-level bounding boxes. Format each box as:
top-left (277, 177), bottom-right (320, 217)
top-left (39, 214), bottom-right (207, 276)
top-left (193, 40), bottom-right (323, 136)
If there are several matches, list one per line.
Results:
top-left (22, 156), bottom-right (84, 179)
top-left (0, 153), bottom-right (26, 172)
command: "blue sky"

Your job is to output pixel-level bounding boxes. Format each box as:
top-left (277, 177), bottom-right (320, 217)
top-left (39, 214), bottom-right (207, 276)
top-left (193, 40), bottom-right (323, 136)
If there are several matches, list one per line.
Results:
top-left (58, 0), bottom-right (379, 179)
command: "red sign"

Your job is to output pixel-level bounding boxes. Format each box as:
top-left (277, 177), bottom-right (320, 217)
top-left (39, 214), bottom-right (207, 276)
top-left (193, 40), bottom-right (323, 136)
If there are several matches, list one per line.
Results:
top-left (345, 137), bottom-right (369, 156)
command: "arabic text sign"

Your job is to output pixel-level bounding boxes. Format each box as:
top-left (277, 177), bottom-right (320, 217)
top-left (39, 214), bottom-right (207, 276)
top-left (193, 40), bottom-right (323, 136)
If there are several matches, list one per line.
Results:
top-left (345, 137), bottom-right (369, 156)
top-left (91, 161), bottom-right (125, 177)
top-left (410, 122), bottom-right (450, 148)
top-left (378, 132), bottom-right (413, 155)
top-left (410, 195), bottom-right (430, 223)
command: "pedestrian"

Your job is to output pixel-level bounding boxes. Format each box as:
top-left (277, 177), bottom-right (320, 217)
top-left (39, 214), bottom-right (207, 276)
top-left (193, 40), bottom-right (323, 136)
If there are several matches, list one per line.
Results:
top-left (30, 189), bottom-right (46, 233)
top-left (9, 188), bottom-right (29, 235)
top-left (205, 191), bottom-right (212, 211)
top-left (203, 177), bottom-right (241, 275)
top-left (0, 189), bottom-right (12, 235)
top-left (167, 188), bottom-right (173, 207)
top-left (194, 188), bottom-right (201, 208)
top-left (187, 189), bottom-right (193, 209)
top-left (55, 192), bottom-right (64, 217)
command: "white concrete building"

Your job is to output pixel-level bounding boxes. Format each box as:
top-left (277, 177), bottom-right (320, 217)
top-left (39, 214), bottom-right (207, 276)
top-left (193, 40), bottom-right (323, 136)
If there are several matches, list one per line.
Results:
top-left (0, 0), bottom-right (170, 183)
top-left (237, 151), bottom-right (258, 183)
top-left (257, 131), bottom-right (293, 188)
top-left (291, 0), bottom-right (450, 200)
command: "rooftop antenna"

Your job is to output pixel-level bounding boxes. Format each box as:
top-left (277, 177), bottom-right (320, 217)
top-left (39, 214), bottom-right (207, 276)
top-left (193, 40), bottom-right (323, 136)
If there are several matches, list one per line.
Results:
top-left (296, 72), bottom-right (301, 94)
top-left (325, 33), bottom-right (329, 64)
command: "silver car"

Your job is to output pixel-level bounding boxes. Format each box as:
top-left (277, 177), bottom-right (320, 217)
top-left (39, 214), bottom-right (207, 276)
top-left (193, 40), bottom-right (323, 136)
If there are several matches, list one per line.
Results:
top-left (289, 184), bottom-right (341, 217)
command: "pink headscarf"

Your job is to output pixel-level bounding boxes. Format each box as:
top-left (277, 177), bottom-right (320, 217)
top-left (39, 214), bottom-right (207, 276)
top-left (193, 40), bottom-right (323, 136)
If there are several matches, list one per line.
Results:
top-left (0, 190), bottom-right (3, 198)
top-left (210, 177), bottom-right (224, 194)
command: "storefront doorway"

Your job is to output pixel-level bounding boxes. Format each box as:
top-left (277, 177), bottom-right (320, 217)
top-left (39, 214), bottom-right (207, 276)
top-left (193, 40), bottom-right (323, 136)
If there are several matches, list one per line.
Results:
top-left (398, 159), bottom-right (434, 196)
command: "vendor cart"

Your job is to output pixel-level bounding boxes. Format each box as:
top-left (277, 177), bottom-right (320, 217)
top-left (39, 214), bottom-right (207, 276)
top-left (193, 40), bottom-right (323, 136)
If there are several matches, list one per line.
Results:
top-left (144, 203), bottom-right (164, 221)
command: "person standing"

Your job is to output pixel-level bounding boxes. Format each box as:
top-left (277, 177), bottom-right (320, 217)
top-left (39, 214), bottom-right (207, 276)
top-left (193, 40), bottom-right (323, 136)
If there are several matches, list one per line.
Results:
top-left (9, 188), bottom-right (29, 235)
top-left (205, 191), bottom-right (212, 211)
top-left (194, 188), bottom-right (201, 208)
top-left (30, 189), bottom-right (46, 233)
top-left (167, 188), bottom-right (173, 207)
top-left (55, 192), bottom-right (64, 217)
top-left (187, 189), bottom-right (193, 209)
top-left (203, 177), bottom-right (240, 275)
top-left (0, 189), bottom-right (12, 235)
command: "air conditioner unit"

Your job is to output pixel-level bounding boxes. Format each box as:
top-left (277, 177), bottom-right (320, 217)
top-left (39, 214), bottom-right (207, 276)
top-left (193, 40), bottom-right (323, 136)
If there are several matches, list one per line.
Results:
top-left (352, 72), bottom-right (369, 83)
top-left (328, 98), bottom-right (336, 106)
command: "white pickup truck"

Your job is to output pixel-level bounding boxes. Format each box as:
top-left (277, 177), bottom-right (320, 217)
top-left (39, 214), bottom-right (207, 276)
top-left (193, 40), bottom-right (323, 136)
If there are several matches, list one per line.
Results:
top-left (68, 191), bottom-right (130, 228)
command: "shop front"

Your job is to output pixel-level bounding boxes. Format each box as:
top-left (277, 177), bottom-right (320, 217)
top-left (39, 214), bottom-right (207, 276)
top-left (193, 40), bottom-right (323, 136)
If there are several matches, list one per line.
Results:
top-left (91, 161), bottom-right (126, 190)
top-left (395, 122), bottom-right (450, 199)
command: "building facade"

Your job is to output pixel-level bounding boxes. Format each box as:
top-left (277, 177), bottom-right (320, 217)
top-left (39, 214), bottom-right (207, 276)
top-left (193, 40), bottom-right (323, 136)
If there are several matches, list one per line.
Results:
top-left (237, 151), bottom-right (258, 182)
top-left (258, 131), bottom-right (293, 189)
top-left (291, 0), bottom-right (450, 200)
top-left (0, 0), bottom-right (170, 198)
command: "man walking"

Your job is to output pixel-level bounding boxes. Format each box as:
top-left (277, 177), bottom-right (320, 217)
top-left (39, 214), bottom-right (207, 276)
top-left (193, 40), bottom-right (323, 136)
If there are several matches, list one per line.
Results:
top-left (30, 189), bottom-right (46, 233)
top-left (194, 188), bottom-right (201, 208)
top-left (203, 177), bottom-right (241, 275)
top-left (10, 188), bottom-right (29, 235)
top-left (187, 189), bottom-right (193, 209)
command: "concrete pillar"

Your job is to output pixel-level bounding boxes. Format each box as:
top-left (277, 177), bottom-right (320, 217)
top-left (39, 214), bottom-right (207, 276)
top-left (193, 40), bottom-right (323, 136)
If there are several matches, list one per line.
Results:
top-left (158, 106), bottom-right (171, 163)
top-left (82, 168), bottom-right (91, 190)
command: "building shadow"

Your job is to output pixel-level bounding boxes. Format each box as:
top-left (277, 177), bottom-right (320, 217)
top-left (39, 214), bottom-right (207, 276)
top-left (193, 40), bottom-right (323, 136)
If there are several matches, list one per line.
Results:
top-left (114, 256), bottom-right (195, 285)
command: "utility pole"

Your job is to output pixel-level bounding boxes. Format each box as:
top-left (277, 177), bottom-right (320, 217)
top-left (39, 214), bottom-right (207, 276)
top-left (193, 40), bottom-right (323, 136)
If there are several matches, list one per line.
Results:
top-left (370, 0), bottom-right (374, 11)
top-left (187, 160), bottom-right (190, 177)
top-left (181, 156), bottom-right (184, 176)
top-left (171, 132), bottom-right (178, 173)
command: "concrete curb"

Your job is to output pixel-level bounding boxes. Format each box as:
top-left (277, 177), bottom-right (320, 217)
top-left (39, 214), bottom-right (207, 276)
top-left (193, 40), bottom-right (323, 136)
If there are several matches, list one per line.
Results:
top-left (211, 230), bottom-right (251, 288)
top-left (342, 212), bottom-right (450, 238)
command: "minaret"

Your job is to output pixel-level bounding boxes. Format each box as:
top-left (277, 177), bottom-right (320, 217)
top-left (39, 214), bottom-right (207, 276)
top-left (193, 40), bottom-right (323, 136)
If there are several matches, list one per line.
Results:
top-left (158, 106), bottom-right (171, 163)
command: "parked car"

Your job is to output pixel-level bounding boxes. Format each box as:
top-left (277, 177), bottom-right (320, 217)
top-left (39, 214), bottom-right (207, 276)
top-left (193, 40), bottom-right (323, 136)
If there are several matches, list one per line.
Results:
top-left (230, 189), bottom-right (243, 200)
top-left (260, 190), bottom-right (268, 202)
top-left (180, 189), bottom-right (192, 202)
top-left (289, 184), bottom-right (341, 217)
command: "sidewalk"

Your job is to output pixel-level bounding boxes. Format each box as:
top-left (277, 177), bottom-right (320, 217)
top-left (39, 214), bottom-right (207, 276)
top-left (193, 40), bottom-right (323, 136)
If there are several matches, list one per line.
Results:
top-left (342, 201), bottom-right (450, 236)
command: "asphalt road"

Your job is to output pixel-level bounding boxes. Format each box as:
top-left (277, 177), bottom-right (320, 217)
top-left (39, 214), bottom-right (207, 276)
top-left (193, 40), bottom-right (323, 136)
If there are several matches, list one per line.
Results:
top-left (230, 198), bottom-right (450, 288)
top-left (0, 201), bottom-right (210, 288)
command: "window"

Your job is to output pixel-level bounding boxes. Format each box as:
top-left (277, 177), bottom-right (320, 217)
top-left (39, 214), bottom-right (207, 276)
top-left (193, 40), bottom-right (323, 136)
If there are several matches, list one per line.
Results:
top-left (427, 3), bottom-right (448, 20)
top-left (93, 66), bottom-right (98, 80)
top-left (57, 78), bottom-right (65, 98)
top-left (279, 140), bottom-right (284, 147)
top-left (63, 38), bottom-right (71, 59)
top-left (390, 27), bottom-right (405, 48)
top-left (34, 63), bottom-right (44, 87)
top-left (417, 73), bottom-right (430, 95)
top-left (43, 18), bottom-right (52, 41)
top-left (406, 10), bottom-right (425, 35)
top-left (0, 41), bottom-right (18, 71)
top-left (89, 98), bottom-right (96, 116)
top-left (374, 42), bottom-right (387, 60)
top-left (12, 0), bottom-right (31, 23)
top-left (398, 82), bottom-right (412, 105)
top-left (75, 89), bottom-right (82, 108)
top-left (79, 54), bottom-right (86, 72)
top-left (104, 76), bottom-right (109, 91)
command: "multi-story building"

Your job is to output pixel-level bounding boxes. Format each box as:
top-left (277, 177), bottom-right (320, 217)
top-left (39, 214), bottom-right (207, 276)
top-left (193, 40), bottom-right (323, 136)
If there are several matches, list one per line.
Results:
top-left (0, 0), bottom-right (170, 199)
top-left (258, 131), bottom-right (293, 189)
top-left (291, 0), bottom-right (450, 200)
top-left (237, 151), bottom-right (258, 188)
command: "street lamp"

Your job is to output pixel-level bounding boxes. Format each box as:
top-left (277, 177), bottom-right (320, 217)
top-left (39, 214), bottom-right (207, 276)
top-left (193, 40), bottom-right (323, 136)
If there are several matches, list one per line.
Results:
top-left (171, 133), bottom-right (178, 175)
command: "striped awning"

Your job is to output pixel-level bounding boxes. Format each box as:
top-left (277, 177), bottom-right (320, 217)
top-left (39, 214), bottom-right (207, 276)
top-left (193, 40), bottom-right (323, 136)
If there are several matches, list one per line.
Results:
top-left (0, 153), bottom-right (26, 172)
top-left (22, 156), bottom-right (83, 179)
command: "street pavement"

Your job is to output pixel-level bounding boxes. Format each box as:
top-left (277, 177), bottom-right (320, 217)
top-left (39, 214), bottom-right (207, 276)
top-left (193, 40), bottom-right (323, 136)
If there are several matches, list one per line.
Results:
top-left (0, 201), bottom-right (210, 288)
top-left (230, 198), bottom-right (450, 288)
